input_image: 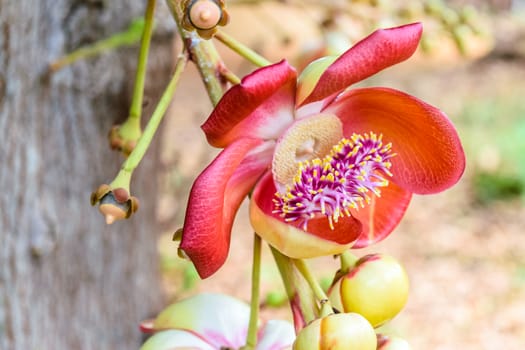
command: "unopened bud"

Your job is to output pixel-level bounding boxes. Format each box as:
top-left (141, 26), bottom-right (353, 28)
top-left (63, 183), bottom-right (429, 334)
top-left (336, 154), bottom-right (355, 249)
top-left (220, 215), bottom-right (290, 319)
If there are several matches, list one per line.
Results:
top-left (91, 185), bottom-right (139, 224)
top-left (296, 56), bottom-right (338, 105)
top-left (293, 313), bottom-right (376, 350)
top-left (377, 334), bottom-right (412, 350)
top-left (182, 0), bottom-right (229, 39)
top-left (108, 125), bottom-right (140, 157)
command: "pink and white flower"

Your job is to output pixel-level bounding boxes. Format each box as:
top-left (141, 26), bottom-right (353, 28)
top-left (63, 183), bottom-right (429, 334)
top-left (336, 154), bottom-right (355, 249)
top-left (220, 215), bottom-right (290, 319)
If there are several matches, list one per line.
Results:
top-left (141, 293), bottom-right (295, 350)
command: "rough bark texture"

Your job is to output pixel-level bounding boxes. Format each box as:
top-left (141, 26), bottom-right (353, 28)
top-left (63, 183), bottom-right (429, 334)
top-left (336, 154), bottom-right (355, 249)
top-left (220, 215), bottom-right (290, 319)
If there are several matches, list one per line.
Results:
top-left (0, 1), bottom-right (173, 348)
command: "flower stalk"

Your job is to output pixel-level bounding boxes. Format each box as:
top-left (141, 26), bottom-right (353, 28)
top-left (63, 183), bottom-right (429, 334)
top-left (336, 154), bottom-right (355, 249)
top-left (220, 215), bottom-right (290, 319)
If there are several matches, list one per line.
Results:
top-left (243, 234), bottom-right (262, 350)
top-left (115, 52), bottom-right (188, 188)
top-left (118, 0), bottom-right (157, 142)
top-left (340, 250), bottom-right (359, 274)
top-left (214, 29), bottom-right (272, 67)
top-left (166, 0), bottom-right (227, 106)
top-left (271, 247), bottom-right (317, 330)
top-left (47, 18), bottom-right (146, 72)
top-left (292, 259), bottom-right (329, 306)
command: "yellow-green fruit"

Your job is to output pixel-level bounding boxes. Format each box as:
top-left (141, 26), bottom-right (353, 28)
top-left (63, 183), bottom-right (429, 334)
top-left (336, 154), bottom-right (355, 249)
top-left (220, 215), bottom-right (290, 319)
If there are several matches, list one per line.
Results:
top-left (377, 335), bottom-right (412, 350)
top-left (293, 313), bottom-right (377, 350)
top-left (340, 254), bottom-right (409, 327)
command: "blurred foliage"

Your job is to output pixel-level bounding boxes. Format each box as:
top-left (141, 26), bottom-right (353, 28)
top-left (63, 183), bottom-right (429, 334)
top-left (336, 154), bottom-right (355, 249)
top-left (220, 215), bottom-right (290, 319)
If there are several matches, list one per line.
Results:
top-left (264, 290), bottom-right (288, 308)
top-left (473, 172), bottom-right (524, 204)
top-left (458, 93), bottom-right (525, 204)
top-left (159, 235), bottom-right (200, 293)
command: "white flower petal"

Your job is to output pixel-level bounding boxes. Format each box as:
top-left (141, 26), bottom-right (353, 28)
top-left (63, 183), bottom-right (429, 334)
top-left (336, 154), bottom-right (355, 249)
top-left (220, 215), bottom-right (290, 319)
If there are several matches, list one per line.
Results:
top-left (140, 330), bottom-right (215, 350)
top-left (154, 293), bottom-right (250, 349)
top-left (256, 320), bottom-right (296, 350)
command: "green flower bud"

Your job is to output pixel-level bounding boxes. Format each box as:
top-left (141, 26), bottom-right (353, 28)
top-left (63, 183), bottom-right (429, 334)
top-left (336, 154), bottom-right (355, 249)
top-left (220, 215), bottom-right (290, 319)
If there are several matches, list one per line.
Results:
top-left (293, 313), bottom-right (377, 350)
top-left (296, 56), bottom-right (338, 105)
top-left (340, 254), bottom-right (409, 327)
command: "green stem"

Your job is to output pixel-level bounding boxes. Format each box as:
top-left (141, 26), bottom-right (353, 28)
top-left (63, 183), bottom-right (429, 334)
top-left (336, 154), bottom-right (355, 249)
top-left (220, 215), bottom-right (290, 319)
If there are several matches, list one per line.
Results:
top-left (244, 234), bottom-right (262, 349)
top-left (220, 66), bottom-right (242, 85)
top-left (294, 259), bottom-right (335, 318)
top-left (124, 0), bottom-right (157, 134)
top-left (214, 29), bottom-right (272, 68)
top-left (116, 53), bottom-right (188, 181)
top-left (294, 259), bottom-right (329, 302)
top-left (270, 247), bottom-right (317, 329)
top-left (48, 18), bottom-right (146, 72)
top-left (340, 250), bottom-right (358, 273)
top-left (166, 0), bottom-right (226, 106)
top-left (109, 166), bottom-right (132, 190)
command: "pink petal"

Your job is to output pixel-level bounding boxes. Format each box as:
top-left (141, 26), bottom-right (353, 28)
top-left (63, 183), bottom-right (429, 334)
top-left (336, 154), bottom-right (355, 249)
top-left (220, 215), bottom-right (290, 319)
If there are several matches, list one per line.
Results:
top-left (324, 87), bottom-right (465, 194)
top-left (250, 173), bottom-right (361, 258)
top-left (202, 60), bottom-right (297, 148)
top-left (180, 138), bottom-right (272, 278)
top-left (351, 181), bottom-right (412, 248)
top-left (256, 320), bottom-right (295, 350)
top-left (300, 23), bottom-right (422, 106)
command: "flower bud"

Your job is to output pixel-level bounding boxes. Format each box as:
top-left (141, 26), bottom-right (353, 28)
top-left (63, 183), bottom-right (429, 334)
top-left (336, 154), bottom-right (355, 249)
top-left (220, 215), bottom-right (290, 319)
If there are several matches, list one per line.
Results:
top-left (296, 55), bottom-right (338, 105)
top-left (377, 334), bottom-right (412, 350)
top-left (90, 185), bottom-right (139, 224)
top-left (108, 124), bottom-right (139, 156)
top-left (340, 254), bottom-right (409, 327)
top-left (293, 313), bottom-right (377, 350)
top-left (182, 0), bottom-right (229, 39)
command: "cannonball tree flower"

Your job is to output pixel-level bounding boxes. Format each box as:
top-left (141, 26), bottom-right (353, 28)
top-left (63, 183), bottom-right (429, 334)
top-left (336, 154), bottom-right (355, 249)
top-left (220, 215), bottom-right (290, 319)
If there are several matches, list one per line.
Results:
top-left (140, 293), bottom-right (295, 350)
top-left (180, 22), bottom-right (465, 278)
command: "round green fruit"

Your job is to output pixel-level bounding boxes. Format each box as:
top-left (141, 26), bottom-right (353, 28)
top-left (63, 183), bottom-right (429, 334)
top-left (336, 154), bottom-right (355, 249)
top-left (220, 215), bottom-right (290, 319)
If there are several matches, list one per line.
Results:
top-left (340, 253), bottom-right (409, 327)
top-left (293, 313), bottom-right (377, 350)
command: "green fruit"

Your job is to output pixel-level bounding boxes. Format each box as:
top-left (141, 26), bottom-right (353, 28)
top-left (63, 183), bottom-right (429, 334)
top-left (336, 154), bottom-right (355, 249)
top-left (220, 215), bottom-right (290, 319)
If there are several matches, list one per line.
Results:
top-left (377, 335), bottom-right (412, 349)
top-left (293, 313), bottom-right (377, 350)
top-left (340, 254), bottom-right (409, 327)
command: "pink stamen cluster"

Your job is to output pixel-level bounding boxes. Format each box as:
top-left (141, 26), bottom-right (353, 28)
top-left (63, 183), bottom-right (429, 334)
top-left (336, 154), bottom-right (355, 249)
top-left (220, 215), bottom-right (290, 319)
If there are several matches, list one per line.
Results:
top-left (273, 133), bottom-right (395, 230)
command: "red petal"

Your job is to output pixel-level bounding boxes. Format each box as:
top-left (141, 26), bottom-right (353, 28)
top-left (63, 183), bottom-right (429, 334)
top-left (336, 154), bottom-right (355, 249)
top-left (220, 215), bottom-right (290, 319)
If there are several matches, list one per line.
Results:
top-left (301, 23), bottom-right (422, 106)
top-left (180, 138), bottom-right (272, 278)
top-left (250, 173), bottom-right (361, 258)
top-left (351, 181), bottom-right (412, 248)
top-left (324, 87), bottom-right (465, 194)
top-left (202, 60), bottom-right (297, 148)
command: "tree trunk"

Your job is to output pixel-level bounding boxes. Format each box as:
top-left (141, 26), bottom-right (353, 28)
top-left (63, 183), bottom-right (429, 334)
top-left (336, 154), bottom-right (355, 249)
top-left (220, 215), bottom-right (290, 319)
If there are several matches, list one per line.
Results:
top-left (0, 1), bottom-right (173, 348)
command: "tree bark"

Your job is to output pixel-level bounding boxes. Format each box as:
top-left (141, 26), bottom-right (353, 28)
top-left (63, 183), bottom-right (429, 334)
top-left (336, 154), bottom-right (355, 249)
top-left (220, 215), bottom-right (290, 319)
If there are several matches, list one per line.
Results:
top-left (0, 1), bottom-right (173, 348)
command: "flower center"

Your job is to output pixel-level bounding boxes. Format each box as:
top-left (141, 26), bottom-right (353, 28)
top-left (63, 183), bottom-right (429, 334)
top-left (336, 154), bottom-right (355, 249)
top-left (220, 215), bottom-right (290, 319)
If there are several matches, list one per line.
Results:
top-left (273, 132), bottom-right (395, 230)
top-left (272, 113), bottom-right (343, 187)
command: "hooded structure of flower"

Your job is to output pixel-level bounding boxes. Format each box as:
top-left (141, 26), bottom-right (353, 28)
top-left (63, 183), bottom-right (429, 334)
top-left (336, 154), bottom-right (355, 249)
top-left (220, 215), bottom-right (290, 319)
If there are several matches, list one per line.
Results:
top-left (180, 23), bottom-right (465, 278)
top-left (140, 293), bottom-right (295, 350)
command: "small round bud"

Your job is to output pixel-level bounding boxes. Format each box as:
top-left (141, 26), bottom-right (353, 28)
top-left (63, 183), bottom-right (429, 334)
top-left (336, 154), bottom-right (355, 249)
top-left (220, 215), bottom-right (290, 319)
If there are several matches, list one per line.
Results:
top-left (91, 185), bottom-right (139, 224)
top-left (108, 124), bottom-right (140, 156)
top-left (377, 334), bottom-right (412, 350)
top-left (182, 0), bottom-right (229, 39)
top-left (340, 254), bottom-right (409, 327)
top-left (188, 0), bottom-right (222, 30)
top-left (99, 192), bottom-right (130, 225)
top-left (293, 313), bottom-right (377, 350)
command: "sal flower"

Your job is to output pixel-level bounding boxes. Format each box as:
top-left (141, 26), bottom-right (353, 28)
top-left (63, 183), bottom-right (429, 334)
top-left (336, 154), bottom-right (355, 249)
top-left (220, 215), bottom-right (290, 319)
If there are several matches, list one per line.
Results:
top-left (180, 23), bottom-right (465, 278)
top-left (140, 293), bottom-right (295, 350)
